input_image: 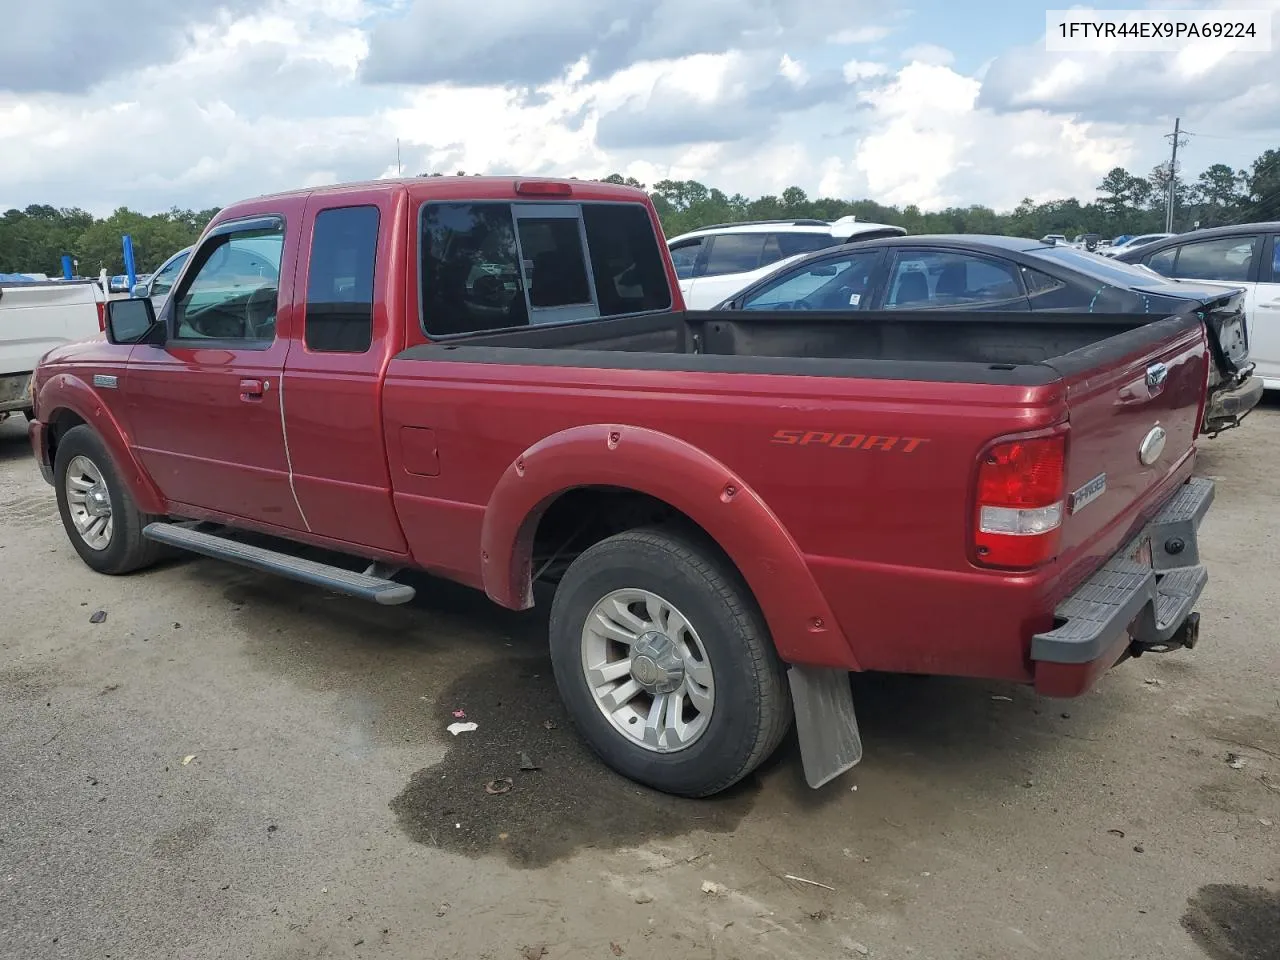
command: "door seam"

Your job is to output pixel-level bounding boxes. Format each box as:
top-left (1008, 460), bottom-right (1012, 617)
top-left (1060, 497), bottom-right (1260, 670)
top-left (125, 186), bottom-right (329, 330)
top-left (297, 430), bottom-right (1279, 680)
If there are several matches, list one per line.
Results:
top-left (277, 372), bottom-right (312, 532)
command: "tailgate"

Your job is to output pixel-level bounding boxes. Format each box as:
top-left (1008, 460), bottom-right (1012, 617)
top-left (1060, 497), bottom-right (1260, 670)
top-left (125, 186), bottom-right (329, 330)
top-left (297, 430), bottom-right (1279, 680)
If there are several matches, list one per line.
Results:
top-left (1132, 284), bottom-right (1249, 376)
top-left (1051, 314), bottom-right (1206, 561)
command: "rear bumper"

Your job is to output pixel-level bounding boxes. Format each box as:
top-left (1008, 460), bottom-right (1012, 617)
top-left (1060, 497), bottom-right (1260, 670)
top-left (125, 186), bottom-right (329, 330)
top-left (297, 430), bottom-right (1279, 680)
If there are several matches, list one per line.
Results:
top-left (1203, 373), bottom-right (1263, 434)
top-left (0, 371), bottom-right (33, 413)
top-left (1031, 477), bottom-right (1213, 696)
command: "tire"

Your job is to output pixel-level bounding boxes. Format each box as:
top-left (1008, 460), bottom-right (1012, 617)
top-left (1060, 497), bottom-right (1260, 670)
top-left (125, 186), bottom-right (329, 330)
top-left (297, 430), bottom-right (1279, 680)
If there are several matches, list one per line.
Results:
top-left (549, 527), bottom-right (792, 797)
top-left (54, 424), bottom-right (166, 575)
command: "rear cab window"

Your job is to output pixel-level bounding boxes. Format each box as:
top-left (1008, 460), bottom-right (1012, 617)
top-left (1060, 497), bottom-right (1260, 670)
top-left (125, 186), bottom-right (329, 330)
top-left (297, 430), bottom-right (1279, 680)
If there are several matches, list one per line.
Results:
top-left (420, 201), bottom-right (671, 338)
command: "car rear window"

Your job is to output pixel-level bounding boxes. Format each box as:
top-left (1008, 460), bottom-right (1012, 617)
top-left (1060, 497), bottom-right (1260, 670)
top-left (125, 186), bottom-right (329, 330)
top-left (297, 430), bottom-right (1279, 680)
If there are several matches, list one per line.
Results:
top-left (1028, 245), bottom-right (1171, 286)
top-left (420, 201), bottom-right (670, 337)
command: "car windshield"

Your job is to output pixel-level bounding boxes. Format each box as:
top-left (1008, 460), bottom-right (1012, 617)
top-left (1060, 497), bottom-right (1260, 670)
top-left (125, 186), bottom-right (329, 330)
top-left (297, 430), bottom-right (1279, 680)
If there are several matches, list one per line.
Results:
top-left (1027, 245), bottom-right (1180, 287)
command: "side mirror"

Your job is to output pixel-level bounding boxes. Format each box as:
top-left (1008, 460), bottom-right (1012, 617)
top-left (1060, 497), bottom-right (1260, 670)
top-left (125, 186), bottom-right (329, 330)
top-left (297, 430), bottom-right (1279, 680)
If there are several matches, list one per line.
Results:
top-left (131, 281), bottom-right (151, 299)
top-left (104, 297), bottom-right (158, 345)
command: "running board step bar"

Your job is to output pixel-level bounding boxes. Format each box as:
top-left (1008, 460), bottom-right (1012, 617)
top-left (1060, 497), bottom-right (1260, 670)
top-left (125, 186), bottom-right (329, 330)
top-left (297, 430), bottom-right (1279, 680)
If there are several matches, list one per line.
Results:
top-left (142, 522), bottom-right (416, 606)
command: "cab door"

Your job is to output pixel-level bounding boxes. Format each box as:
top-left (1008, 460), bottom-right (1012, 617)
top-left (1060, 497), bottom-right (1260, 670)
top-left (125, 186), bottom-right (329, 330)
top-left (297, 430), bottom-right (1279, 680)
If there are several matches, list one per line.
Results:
top-left (1252, 234), bottom-right (1280, 385)
top-left (279, 189), bottom-right (408, 554)
top-left (123, 212), bottom-right (305, 528)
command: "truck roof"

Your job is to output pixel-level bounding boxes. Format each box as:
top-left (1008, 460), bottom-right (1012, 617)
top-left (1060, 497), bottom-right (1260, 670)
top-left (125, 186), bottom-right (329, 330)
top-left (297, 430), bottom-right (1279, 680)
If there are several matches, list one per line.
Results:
top-left (214, 176), bottom-right (650, 222)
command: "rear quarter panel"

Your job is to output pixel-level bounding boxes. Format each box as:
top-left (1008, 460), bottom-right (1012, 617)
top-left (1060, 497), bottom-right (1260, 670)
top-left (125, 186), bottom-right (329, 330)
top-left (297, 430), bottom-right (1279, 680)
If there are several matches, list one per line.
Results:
top-left (381, 359), bottom-right (1069, 676)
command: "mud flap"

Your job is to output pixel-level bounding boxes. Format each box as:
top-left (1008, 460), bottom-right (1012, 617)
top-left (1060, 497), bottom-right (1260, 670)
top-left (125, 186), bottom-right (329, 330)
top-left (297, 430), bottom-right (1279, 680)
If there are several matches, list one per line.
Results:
top-left (788, 665), bottom-right (863, 788)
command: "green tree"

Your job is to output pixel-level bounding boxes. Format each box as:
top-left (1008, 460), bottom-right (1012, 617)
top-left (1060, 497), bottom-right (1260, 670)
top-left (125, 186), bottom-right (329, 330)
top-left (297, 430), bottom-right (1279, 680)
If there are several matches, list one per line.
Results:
top-left (1245, 149), bottom-right (1280, 221)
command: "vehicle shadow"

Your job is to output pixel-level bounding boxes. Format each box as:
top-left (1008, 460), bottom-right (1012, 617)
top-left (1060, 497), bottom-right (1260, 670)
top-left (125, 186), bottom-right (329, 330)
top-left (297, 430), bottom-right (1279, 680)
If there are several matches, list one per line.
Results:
top-left (0, 414), bottom-right (33, 462)
top-left (156, 544), bottom-right (1111, 867)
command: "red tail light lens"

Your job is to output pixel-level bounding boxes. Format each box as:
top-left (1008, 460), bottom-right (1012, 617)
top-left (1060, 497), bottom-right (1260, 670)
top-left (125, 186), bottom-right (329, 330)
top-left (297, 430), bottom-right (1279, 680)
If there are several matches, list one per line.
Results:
top-left (514, 179), bottom-right (573, 197)
top-left (974, 433), bottom-right (1067, 568)
top-left (96, 301), bottom-right (106, 331)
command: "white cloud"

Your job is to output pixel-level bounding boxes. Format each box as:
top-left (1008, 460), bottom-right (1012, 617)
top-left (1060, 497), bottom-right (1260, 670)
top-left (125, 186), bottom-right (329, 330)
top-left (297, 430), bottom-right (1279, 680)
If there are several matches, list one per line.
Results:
top-left (1, 0), bottom-right (1274, 221)
top-left (853, 63), bottom-right (1133, 209)
top-left (831, 25), bottom-right (892, 44)
top-left (902, 43), bottom-right (954, 66)
top-left (843, 60), bottom-right (889, 82)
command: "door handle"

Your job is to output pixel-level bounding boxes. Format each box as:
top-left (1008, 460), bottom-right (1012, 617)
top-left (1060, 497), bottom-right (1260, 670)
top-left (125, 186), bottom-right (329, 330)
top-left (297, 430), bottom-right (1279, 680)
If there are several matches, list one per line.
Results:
top-left (1145, 362), bottom-right (1168, 391)
top-left (239, 378), bottom-right (266, 400)
top-left (1258, 301), bottom-right (1280, 309)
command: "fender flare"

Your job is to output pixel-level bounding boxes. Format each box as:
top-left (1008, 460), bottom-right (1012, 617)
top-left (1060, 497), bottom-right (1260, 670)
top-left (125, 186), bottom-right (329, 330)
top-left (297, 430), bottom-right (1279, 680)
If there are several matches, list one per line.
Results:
top-left (480, 423), bottom-right (858, 669)
top-left (37, 372), bottom-right (167, 515)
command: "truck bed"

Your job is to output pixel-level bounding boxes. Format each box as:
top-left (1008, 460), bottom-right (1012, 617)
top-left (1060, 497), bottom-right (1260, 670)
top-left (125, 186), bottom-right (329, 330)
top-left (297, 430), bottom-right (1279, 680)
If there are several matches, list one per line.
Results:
top-left (401, 308), bottom-right (1195, 386)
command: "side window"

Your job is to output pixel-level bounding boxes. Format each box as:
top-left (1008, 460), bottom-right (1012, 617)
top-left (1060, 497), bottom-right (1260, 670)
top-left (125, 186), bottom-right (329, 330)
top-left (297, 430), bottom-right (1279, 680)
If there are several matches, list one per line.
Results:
top-left (669, 238), bottom-right (704, 280)
top-left (173, 223), bottom-right (284, 342)
top-left (305, 205), bottom-right (379, 353)
top-left (421, 203), bottom-right (524, 337)
top-left (883, 251), bottom-right (1022, 309)
top-left (702, 234), bottom-right (767, 277)
top-left (777, 233), bottom-right (839, 257)
top-left (1169, 236), bottom-right (1260, 282)
top-left (743, 250), bottom-right (880, 310)
top-left (151, 251), bottom-right (188, 297)
top-left (1144, 246), bottom-right (1177, 276)
top-left (1021, 266), bottom-right (1065, 297)
top-left (582, 203), bottom-right (672, 316)
top-left (1270, 237), bottom-right (1280, 283)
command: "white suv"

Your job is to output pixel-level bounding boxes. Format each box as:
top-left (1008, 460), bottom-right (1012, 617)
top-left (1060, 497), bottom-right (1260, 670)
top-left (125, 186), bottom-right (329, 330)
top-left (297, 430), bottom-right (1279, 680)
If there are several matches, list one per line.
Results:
top-left (667, 216), bottom-right (907, 309)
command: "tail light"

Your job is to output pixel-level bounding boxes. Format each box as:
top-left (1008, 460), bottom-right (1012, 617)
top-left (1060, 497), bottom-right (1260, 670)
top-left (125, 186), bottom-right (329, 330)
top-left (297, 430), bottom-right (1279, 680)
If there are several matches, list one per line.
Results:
top-left (974, 432), bottom-right (1067, 569)
top-left (514, 180), bottom-right (573, 197)
top-left (96, 301), bottom-right (106, 331)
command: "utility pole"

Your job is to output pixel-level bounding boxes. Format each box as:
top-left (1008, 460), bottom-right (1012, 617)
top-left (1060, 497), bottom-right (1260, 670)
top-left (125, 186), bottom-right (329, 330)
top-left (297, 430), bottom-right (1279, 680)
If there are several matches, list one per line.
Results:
top-left (1164, 117), bottom-right (1186, 233)
top-left (396, 138), bottom-right (402, 176)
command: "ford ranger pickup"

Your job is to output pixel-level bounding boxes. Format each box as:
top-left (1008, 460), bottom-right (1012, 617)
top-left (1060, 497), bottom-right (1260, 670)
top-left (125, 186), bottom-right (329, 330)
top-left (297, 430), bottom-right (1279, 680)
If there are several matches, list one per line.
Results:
top-left (29, 177), bottom-right (1216, 797)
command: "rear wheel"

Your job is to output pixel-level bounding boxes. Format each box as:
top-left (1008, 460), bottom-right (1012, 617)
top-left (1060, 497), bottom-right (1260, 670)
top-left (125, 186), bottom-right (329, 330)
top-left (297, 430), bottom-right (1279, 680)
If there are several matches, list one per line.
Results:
top-left (54, 425), bottom-right (165, 574)
top-left (549, 527), bottom-right (791, 797)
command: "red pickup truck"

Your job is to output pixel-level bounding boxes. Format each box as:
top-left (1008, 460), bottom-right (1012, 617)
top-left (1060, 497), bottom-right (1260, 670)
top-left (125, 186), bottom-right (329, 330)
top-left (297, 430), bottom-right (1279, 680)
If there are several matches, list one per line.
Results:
top-left (29, 177), bottom-right (1216, 797)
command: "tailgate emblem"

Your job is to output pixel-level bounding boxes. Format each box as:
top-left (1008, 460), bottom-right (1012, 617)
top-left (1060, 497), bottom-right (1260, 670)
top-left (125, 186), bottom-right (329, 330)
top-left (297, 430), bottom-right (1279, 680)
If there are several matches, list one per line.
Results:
top-left (1139, 425), bottom-right (1167, 466)
top-left (1068, 473), bottom-right (1107, 514)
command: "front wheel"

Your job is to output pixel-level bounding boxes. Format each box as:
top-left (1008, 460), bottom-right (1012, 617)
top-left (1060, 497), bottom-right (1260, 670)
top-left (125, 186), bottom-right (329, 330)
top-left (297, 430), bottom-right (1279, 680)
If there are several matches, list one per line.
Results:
top-left (53, 425), bottom-right (166, 575)
top-left (549, 528), bottom-right (792, 797)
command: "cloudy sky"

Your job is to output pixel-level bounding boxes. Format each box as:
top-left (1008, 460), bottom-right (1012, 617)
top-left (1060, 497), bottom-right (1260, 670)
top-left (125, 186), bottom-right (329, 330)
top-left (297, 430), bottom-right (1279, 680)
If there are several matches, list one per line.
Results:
top-left (1, 0), bottom-right (1278, 215)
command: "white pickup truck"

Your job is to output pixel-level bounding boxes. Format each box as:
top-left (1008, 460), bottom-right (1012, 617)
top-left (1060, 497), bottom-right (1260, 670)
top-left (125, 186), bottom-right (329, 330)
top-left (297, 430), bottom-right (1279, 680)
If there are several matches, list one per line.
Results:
top-left (0, 273), bottom-right (106, 421)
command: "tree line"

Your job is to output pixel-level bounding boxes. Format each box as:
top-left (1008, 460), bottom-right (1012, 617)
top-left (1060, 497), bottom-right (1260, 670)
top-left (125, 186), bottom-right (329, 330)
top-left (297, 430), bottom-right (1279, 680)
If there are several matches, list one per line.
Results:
top-left (4, 146), bottom-right (1277, 276)
top-left (606, 145), bottom-right (1280, 240)
top-left (0, 205), bottom-right (219, 278)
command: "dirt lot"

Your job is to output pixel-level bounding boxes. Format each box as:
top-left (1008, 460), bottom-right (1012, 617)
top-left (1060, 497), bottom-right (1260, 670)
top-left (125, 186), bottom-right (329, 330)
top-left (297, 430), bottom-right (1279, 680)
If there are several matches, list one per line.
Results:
top-left (2, 406), bottom-right (1278, 960)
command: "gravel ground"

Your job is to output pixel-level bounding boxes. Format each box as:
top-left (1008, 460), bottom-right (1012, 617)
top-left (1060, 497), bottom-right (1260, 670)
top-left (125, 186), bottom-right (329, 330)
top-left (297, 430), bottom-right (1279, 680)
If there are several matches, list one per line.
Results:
top-left (1, 405), bottom-right (1278, 960)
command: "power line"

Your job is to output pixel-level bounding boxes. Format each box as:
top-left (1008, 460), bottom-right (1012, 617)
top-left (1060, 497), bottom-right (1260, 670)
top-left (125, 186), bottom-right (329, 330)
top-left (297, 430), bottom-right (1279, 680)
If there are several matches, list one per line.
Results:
top-left (1181, 130), bottom-right (1280, 144)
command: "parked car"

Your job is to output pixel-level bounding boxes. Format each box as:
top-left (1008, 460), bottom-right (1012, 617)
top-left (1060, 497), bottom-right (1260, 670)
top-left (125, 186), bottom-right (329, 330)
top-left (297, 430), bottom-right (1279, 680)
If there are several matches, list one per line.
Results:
top-left (131, 245), bottom-right (192, 314)
top-left (1114, 223), bottom-right (1280, 390)
top-left (668, 216), bottom-right (905, 309)
top-left (0, 275), bottom-right (105, 422)
top-left (714, 234), bottom-right (1261, 434)
top-left (31, 177), bottom-right (1217, 798)
top-left (1103, 232), bottom-right (1176, 257)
